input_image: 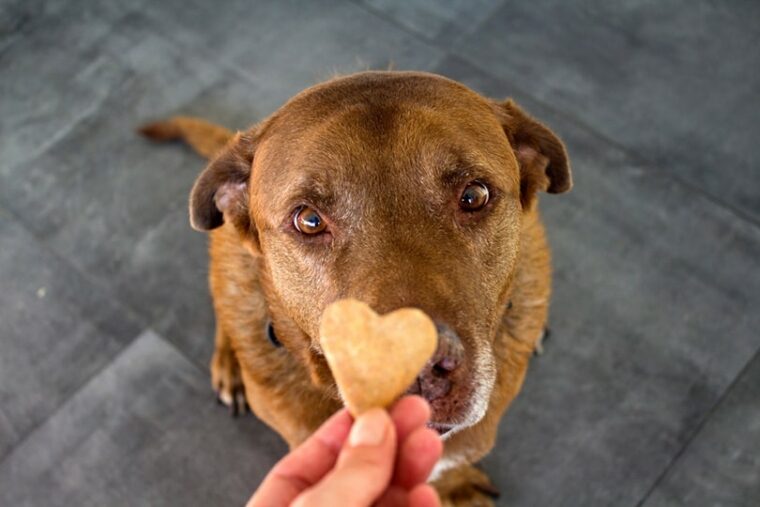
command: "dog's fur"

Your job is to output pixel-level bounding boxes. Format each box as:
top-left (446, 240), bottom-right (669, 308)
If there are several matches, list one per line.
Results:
top-left (141, 71), bottom-right (571, 505)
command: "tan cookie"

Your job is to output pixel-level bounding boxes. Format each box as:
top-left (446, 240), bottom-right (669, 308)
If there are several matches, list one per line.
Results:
top-left (319, 298), bottom-right (438, 416)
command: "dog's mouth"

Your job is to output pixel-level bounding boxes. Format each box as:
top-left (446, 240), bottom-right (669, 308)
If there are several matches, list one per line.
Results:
top-left (426, 421), bottom-right (456, 436)
top-left (406, 372), bottom-right (478, 437)
top-left (403, 329), bottom-right (483, 437)
top-left (310, 319), bottom-right (493, 436)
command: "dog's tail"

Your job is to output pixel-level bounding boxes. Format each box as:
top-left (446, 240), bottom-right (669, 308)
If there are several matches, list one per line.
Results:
top-left (138, 116), bottom-right (233, 160)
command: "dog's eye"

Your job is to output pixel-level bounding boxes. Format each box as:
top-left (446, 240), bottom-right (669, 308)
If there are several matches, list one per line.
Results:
top-left (459, 181), bottom-right (489, 211)
top-left (293, 206), bottom-right (327, 235)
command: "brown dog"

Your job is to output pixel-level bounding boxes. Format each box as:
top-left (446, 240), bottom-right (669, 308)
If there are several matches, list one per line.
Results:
top-left (140, 71), bottom-right (571, 505)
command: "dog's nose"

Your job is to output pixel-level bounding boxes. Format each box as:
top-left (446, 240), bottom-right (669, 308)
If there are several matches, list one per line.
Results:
top-left (407, 322), bottom-right (465, 402)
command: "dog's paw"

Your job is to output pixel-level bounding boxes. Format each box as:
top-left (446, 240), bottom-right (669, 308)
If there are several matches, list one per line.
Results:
top-left (210, 347), bottom-right (248, 417)
top-left (533, 326), bottom-right (551, 356)
top-left (434, 464), bottom-right (499, 507)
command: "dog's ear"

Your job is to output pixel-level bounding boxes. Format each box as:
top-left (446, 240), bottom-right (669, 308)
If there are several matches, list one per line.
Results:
top-left (494, 100), bottom-right (572, 209)
top-left (189, 131), bottom-right (256, 235)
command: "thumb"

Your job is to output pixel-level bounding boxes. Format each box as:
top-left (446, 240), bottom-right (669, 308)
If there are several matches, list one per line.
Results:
top-left (293, 408), bottom-right (397, 507)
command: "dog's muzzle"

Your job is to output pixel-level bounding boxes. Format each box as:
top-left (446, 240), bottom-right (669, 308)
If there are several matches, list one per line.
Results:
top-left (405, 322), bottom-right (476, 434)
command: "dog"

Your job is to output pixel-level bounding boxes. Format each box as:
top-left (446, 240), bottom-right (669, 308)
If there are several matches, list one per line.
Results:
top-left (140, 71), bottom-right (571, 505)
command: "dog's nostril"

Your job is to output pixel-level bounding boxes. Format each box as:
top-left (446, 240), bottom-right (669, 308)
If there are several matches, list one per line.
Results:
top-left (432, 363), bottom-right (447, 377)
top-left (431, 322), bottom-right (463, 376)
top-left (433, 356), bottom-right (457, 376)
top-left (438, 356), bottom-right (457, 371)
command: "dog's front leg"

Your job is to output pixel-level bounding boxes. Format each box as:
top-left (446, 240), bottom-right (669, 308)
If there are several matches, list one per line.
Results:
top-left (432, 463), bottom-right (499, 507)
top-left (210, 326), bottom-right (248, 416)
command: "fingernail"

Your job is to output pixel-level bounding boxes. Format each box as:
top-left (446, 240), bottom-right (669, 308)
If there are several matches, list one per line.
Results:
top-left (349, 409), bottom-right (388, 447)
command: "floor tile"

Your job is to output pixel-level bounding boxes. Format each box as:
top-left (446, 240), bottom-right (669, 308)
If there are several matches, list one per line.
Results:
top-left (456, 0), bottom-right (760, 221)
top-left (115, 207), bottom-right (216, 366)
top-left (642, 352), bottom-right (760, 507)
top-left (0, 8), bottom-right (240, 368)
top-left (358, 0), bottom-right (504, 45)
top-left (0, 330), bottom-right (286, 506)
top-left (140, 0), bottom-right (445, 107)
top-left (0, 208), bottom-right (142, 461)
top-left (0, 1), bottom-right (159, 168)
top-left (0, 0), bottom-right (41, 47)
top-left (434, 56), bottom-right (760, 506)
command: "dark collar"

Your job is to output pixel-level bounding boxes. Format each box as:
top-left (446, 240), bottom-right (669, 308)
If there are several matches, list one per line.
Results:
top-left (266, 320), bottom-right (282, 348)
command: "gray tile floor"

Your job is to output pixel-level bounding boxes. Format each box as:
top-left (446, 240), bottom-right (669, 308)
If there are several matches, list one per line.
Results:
top-left (1, 1), bottom-right (758, 505)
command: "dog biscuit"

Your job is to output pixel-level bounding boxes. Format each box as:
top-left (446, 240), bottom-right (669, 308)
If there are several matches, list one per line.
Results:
top-left (319, 298), bottom-right (437, 416)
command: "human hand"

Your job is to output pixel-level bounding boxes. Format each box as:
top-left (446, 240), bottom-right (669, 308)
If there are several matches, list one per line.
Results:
top-left (247, 395), bottom-right (443, 507)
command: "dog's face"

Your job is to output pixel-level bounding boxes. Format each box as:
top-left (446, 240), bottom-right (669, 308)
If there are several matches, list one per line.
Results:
top-left (190, 72), bottom-right (570, 436)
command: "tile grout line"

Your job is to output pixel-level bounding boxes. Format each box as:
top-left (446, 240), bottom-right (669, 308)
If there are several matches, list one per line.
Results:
top-left (135, 1), bottom-right (448, 102)
top-left (634, 344), bottom-right (760, 506)
top-left (0, 204), bottom-right (212, 468)
top-left (4, 4), bottom-right (229, 367)
top-left (0, 188), bottom-right (202, 371)
top-left (0, 4), bottom-right (222, 461)
top-left (344, 0), bottom-right (436, 40)
top-left (0, 324), bottom-right (208, 470)
top-left (347, 1), bottom-right (760, 233)
top-left (0, 330), bottom-right (139, 469)
top-left (0, 206), bottom-right (148, 468)
top-left (0, 202), bottom-right (150, 334)
top-left (346, 0), bottom-right (509, 50)
top-left (448, 50), bottom-right (760, 232)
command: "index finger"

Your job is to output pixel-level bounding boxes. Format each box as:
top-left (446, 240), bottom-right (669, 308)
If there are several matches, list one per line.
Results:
top-left (247, 409), bottom-right (353, 507)
top-left (390, 395), bottom-right (430, 443)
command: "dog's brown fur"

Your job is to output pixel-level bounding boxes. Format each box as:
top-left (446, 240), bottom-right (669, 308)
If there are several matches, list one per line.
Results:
top-left (141, 71), bottom-right (570, 505)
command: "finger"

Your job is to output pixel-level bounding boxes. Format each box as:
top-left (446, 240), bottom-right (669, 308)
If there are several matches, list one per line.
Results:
top-left (393, 427), bottom-right (443, 489)
top-left (376, 425), bottom-right (442, 506)
top-left (390, 395), bottom-right (430, 443)
top-left (247, 409), bottom-right (353, 507)
top-left (409, 484), bottom-right (441, 507)
top-left (293, 408), bottom-right (396, 507)
top-left (374, 485), bottom-right (408, 507)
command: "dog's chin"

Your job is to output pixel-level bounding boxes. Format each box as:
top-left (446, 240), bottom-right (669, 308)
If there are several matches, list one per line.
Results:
top-left (424, 388), bottom-right (490, 440)
top-left (427, 421), bottom-right (458, 437)
top-left (425, 350), bottom-right (497, 440)
top-left (316, 336), bottom-right (497, 441)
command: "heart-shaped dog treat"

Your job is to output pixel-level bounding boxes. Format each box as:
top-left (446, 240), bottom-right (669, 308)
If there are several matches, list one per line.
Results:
top-left (320, 298), bottom-right (437, 416)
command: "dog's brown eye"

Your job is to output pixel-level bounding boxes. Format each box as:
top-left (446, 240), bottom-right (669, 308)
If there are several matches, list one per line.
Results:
top-left (294, 206), bottom-right (326, 235)
top-left (459, 181), bottom-right (489, 211)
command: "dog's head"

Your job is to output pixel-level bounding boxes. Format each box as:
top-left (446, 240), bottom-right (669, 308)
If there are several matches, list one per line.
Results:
top-left (190, 72), bottom-right (571, 436)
